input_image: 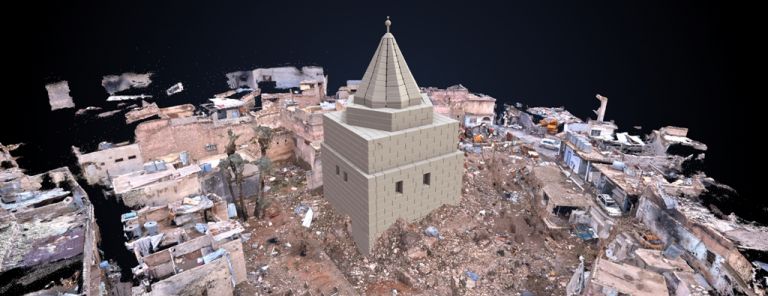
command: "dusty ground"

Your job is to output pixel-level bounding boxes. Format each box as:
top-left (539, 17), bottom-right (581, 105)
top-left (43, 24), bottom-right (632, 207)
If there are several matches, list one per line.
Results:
top-left (234, 147), bottom-right (598, 295)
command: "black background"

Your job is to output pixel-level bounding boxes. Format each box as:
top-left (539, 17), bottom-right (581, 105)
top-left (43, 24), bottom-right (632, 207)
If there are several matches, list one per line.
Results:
top-left (3, 0), bottom-right (764, 222)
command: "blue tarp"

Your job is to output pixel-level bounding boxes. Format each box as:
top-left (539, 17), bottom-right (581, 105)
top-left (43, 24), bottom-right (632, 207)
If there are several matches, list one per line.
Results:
top-left (573, 224), bottom-right (597, 241)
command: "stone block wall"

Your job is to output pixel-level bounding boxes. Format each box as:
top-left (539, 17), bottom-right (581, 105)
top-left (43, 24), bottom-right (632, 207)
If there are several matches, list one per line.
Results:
top-left (321, 144), bottom-right (373, 251)
top-left (324, 112), bottom-right (458, 175)
top-left (345, 103), bottom-right (433, 132)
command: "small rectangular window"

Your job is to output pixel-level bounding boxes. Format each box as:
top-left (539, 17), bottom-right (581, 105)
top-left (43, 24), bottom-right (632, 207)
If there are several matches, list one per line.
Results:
top-left (591, 129), bottom-right (601, 136)
top-left (395, 181), bottom-right (403, 193)
top-left (343, 172), bottom-right (348, 182)
top-left (336, 165), bottom-right (340, 175)
top-left (115, 158), bottom-right (124, 163)
top-left (423, 173), bottom-right (431, 185)
top-left (128, 155), bottom-right (137, 160)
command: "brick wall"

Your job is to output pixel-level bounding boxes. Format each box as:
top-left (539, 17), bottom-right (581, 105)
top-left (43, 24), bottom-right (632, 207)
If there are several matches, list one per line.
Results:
top-left (135, 118), bottom-right (257, 161)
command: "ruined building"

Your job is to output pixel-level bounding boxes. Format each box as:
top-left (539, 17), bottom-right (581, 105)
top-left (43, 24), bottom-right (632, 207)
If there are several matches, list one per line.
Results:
top-left (322, 19), bottom-right (464, 253)
top-left (1, 144), bottom-right (102, 295)
top-left (425, 84), bottom-right (497, 127)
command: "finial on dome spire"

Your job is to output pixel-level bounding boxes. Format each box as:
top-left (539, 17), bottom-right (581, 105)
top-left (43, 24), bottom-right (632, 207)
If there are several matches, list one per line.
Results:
top-left (385, 16), bottom-right (391, 33)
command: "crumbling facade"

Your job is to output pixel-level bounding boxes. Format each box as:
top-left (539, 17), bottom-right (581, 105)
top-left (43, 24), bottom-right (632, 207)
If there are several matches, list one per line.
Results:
top-left (322, 20), bottom-right (463, 253)
top-left (1, 145), bottom-right (102, 295)
top-left (121, 193), bottom-right (247, 295)
top-left (134, 101), bottom-right (258, 161)
top-left (74, 142), bottom-right (144, 185)
top-left (226, 66), bottom-right (327, 94)
top-left (280, 105), bottom-right (331, 189)
top-left (426, 84), bottom-right (497, 127)
top-left (112, 162), bottom-right (202, 207)
top-left (635, 189), bottom-right (765, 295)
top-left (335, 80), bottom-right (361, 100)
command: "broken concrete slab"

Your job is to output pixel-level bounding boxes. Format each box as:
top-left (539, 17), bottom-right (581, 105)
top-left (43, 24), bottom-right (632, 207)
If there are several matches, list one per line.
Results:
top-left (75, 106), bottom-right (103, 116)
top-left (101, 72), bottom-right (153, 95)
top-left (45, 81), bottom-right (75, 111)
top-left (0, 164), bottom-right (101, 295)
top-left (587, 259), bottom-right (669, 296)
top-left (97, 109), bottom-right (122, 118)
top-left (166, 82), bottom-right (184, 96)
top-left (125, 102), bottom-right (160, 123)
top-left (107, 94), bottom-right (152, 102)
top-left (226, 66), bottom-right (326, 91)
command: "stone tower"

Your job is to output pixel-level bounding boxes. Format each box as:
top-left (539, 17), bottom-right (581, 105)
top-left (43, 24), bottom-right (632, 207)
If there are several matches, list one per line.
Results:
top-left (322, 18), bottom-right (464, 254)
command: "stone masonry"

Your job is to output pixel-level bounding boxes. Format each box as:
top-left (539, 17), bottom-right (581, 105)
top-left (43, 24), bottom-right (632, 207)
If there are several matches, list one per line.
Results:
top-left (322, 19), bottom-right (463, 254)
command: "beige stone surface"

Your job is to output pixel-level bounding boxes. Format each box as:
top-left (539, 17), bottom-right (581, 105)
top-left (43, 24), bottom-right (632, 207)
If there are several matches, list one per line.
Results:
top-left (74, 143), bottom-right (144, 185)
top-left (135, 118), bottom-right (257, 161)
top-left (322, 22), bottom-right (463, 254)
top-left (354, 29), bottom-right (421, 109)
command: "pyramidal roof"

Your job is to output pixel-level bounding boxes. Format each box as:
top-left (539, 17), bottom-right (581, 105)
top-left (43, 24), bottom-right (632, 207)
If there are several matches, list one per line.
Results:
top-left (354, 18), bottom-right (422, 109)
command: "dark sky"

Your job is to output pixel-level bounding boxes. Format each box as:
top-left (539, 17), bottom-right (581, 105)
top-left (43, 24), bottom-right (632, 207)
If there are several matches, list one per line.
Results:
top-left (6, 1), bottom-right (763, 218)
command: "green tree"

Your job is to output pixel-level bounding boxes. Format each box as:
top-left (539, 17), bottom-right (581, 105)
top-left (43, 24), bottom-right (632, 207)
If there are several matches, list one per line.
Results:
top-left (253, 126), bottom-right (273, 219)
top-left (219, 130), bottom-right (249, 220)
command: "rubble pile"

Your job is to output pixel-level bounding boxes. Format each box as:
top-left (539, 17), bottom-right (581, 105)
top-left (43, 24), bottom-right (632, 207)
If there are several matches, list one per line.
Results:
top-left (233, 148), bottom-right (599, 295)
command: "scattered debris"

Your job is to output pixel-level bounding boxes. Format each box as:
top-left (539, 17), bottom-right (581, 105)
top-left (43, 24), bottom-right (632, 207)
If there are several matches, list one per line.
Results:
top-left (124, 101), bottom-right (159, 123)
top-left (75, 106), bottom-right (103, 116)
top-left (0, 156), bottom-right (100, 295)
top-left (106, 94), bottom-right (152, 101)
top-left (45, 80), bottom-right (75, 110)
top-left (424, 226), bottom-right (439, 238)
top-left (101, 72), bottom-right (153, 95)
top-left (502, 191), bottom-right (519, 203)
top-left (166, 82), bottom-right (184, 96)
top-left (302, 207), bottom-right (314, 227)
top-left (97, 109), bottom-right (122, 118)
top-left (226, 66), bottom-right (326, 91)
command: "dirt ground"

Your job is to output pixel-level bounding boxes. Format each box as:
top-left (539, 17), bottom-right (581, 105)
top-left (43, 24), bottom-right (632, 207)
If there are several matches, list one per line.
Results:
top-left (234, 148), bottom-right (598, 295)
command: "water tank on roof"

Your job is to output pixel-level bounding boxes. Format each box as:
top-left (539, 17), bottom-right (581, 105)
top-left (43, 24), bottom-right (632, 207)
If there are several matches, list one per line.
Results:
top-left (201, 163), bottom-right (212, 173)
top-left (180, 151), bottom-right (190, 166)
top-left (143, 162), bottom-right (157, 173)
top-left (0, 180), bottom-right (21, 199)
top-left (97, 141), bottom-right (113, 151)
top-left (143, 160), bottom-right (167, 173)
top-left (612, 161), bottom-right (626, 171)
top-left (124, 224), bottom-right (142, 239)
top-left (144, 220), bottom-right (158, 236)
top-left (568, 132), bottom-right (577, 143)
top-left (228, 203), bottom-right (237, 218)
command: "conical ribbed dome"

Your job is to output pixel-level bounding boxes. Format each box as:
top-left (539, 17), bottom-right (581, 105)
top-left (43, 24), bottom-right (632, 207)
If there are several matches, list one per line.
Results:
top-left (354, 21), bottom-right (422, 109)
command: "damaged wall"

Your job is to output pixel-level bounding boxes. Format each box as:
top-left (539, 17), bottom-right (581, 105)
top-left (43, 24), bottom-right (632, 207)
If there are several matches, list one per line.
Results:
top-left (226, 66), bottom-right (326, 94)
top-left (45, 81), bottom-right (75, 111)
top-left (281, 106), bottom-right (325, 143)
top-left (135, 118), bottom-right (258, 161)
top-left (265, 128), bottom-right (295, 163)
top-left (120, 173), bottom-right (201, 207)
top-left (101, 72), bottom-right (152, 95)
top-left (253, 66), bottom-right (326, 91)
top-left (74, 143), bottom-right (144, 185)
top-left (425, 85), bottom-right (496, 127)
top-left (200, 164), bottom-right (260, 202)
top-left (279, 105), bottom-right (335, 190)
top-left (147, 256), bottom-right (235, 296)
top-left (0, 167), bottom-right (100, 295)
top-left (138, 229), bottom-right (246, 295)
top-left (635, 196), bottom-right (754, 294)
